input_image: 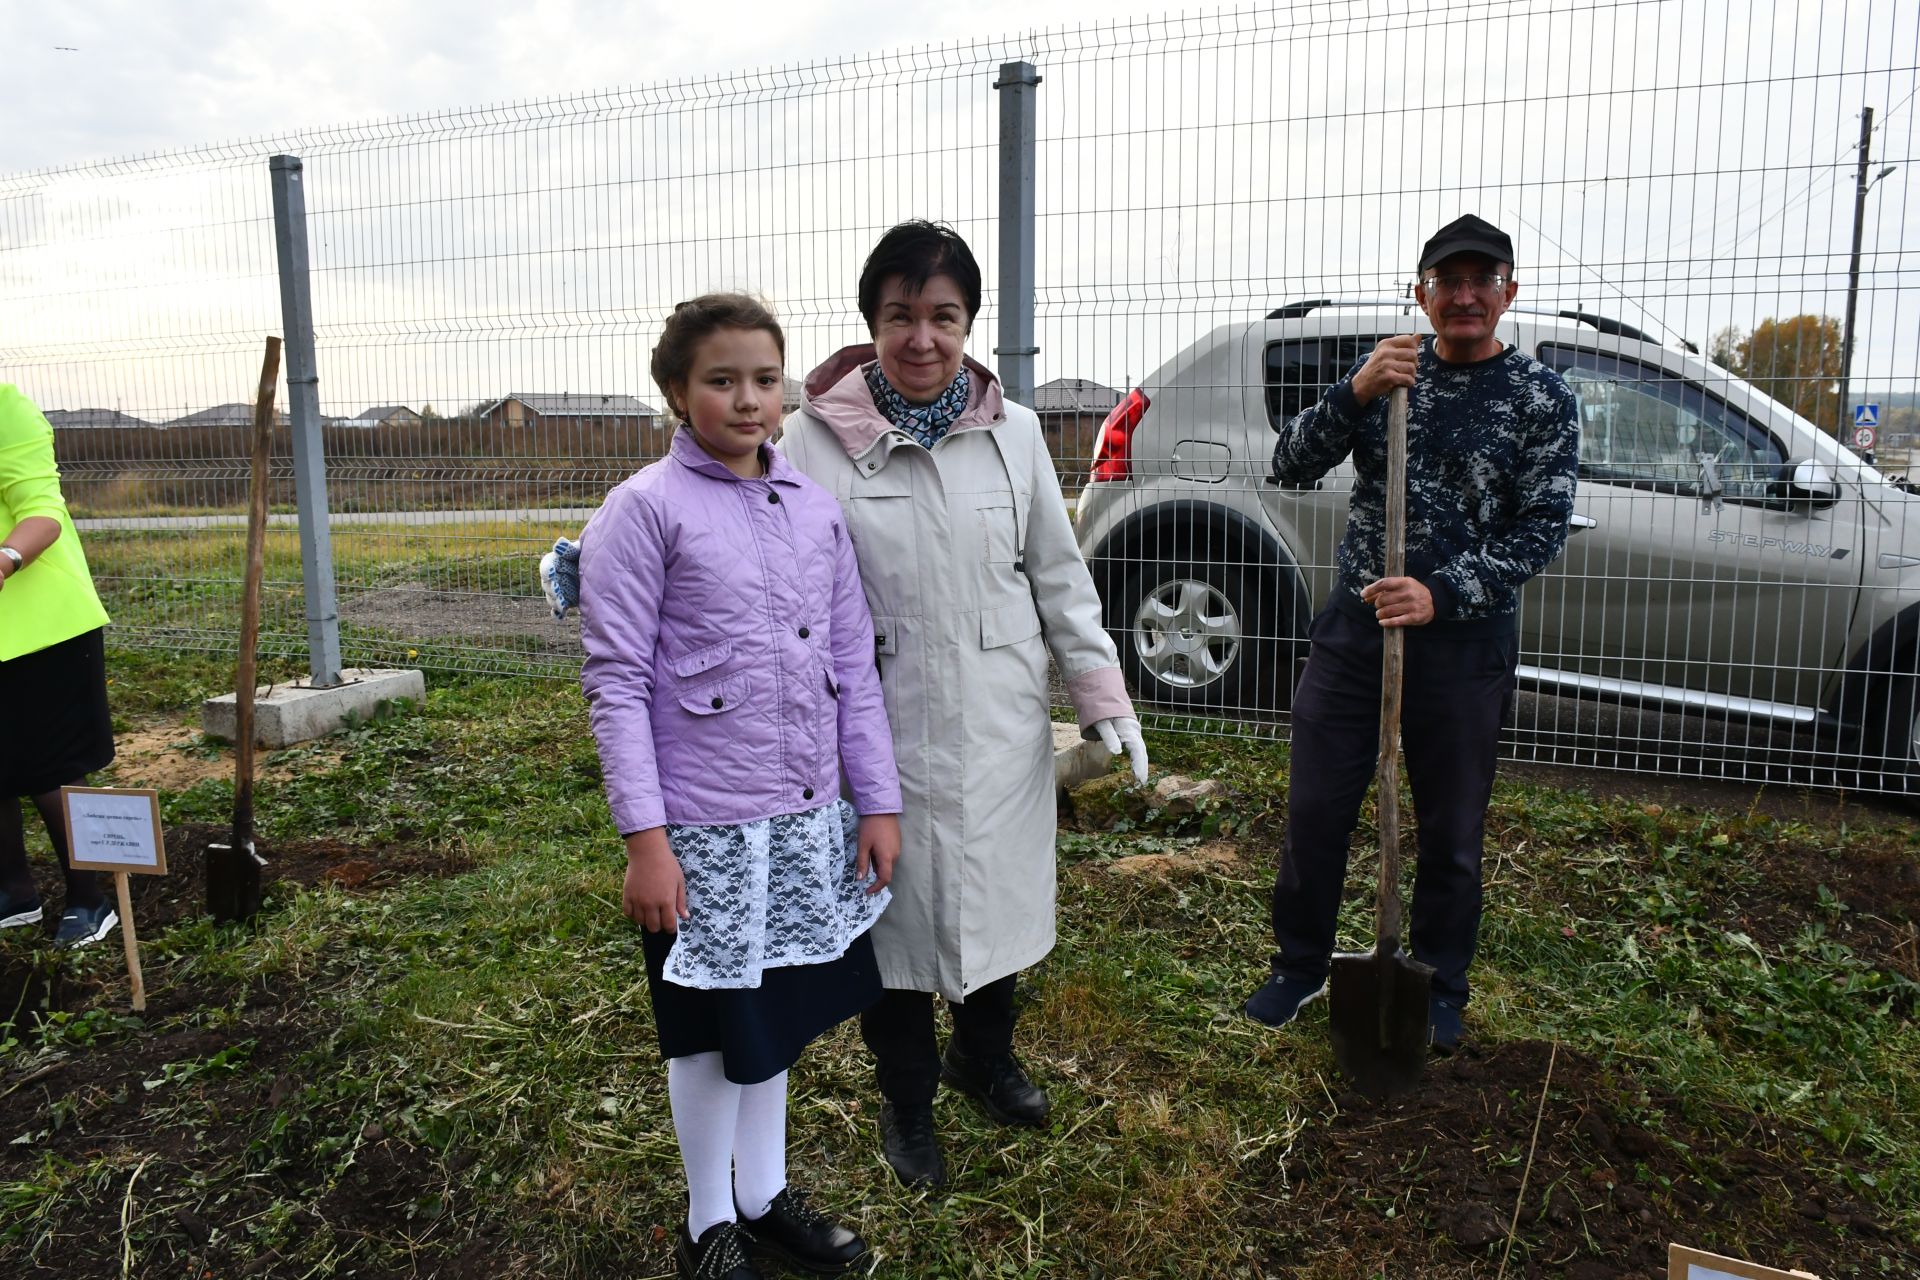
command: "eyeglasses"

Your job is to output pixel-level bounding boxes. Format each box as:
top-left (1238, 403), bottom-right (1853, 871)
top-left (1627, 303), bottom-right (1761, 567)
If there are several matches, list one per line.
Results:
top-left (1420, 272), bottom-right (1510, 297)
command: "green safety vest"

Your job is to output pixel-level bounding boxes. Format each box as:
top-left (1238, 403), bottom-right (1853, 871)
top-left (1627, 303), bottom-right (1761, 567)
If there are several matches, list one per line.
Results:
top-left (0, 384), bottom-right (110, 662)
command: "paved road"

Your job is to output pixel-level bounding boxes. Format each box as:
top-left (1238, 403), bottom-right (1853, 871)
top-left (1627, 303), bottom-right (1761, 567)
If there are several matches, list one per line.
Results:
top-left (76, 507), bottom-right (599, 533)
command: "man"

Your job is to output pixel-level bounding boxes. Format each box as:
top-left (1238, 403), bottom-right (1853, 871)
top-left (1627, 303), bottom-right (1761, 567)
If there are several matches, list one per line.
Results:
top-left (1244, 214), bottom-right (1580, 1051)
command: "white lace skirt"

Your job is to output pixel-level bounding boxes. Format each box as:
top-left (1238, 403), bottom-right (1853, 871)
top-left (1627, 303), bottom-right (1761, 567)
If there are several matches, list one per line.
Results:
top-left (663, 798), bottom-right (890, 990)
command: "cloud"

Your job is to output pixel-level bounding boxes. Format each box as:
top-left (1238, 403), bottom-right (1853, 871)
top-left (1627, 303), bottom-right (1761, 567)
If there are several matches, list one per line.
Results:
top-left (1, 0), bottom-right (1127, 172)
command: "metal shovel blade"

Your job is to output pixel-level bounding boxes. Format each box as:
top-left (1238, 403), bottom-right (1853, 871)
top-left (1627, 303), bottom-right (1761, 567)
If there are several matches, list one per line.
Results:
top-left (1328, 943), bottom-right (1435, 1099)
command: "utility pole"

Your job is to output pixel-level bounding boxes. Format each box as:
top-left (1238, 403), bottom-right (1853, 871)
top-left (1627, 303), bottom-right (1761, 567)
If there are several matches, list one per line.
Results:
top-left (1838, 107), bottom-right (1874, 436)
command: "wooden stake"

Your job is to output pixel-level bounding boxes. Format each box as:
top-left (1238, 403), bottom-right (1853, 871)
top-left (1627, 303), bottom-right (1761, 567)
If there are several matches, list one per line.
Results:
top-left (233, 334), bottom-right (281, 846)
top-left (114, 871), bottom-right (144, 1012)
top-left (210, 335), bottom-right (278, 922)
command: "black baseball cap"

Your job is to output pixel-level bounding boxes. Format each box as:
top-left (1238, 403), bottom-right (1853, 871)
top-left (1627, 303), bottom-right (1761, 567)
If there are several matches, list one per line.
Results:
top-left (1418, 215), bottom-right (1516, 272)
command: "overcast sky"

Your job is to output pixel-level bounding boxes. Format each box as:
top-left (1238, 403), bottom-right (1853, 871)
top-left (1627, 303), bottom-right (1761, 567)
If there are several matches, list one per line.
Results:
top-left (3, 0), bottom-right (1915, 421)
top-left (1, 0), bottom-right (1126, 173)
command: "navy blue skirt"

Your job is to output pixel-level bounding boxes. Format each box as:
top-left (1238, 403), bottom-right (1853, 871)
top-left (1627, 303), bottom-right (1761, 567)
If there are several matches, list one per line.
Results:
top-left (0, 627), bottom-right (114, 796)
top-left (641, 925), bottom-right (882, 1084)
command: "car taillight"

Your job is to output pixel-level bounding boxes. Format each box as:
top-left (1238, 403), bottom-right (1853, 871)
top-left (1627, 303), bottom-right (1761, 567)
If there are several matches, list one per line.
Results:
top-left (1089, 388), bottom-right (1149, 483)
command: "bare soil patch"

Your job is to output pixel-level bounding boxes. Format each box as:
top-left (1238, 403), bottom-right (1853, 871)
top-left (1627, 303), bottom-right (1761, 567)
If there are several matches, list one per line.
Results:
top-left (108, 718), bottom-right (346, 793)
top-left (1254, 1039), bottom-right (1913, 1278)
top-left (0, 825), bottom-right (487, 1278)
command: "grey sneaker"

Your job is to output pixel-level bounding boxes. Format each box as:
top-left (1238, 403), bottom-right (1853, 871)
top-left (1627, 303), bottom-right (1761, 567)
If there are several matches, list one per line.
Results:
top-left (1, 891), bottom-right (44, 931)
top-left (54, 901), bottom-right (118, 949)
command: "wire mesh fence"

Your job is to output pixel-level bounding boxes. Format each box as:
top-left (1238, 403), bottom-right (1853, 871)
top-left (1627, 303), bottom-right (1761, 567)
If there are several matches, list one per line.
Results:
top-left (2, 0), bottom-right (1917, 793)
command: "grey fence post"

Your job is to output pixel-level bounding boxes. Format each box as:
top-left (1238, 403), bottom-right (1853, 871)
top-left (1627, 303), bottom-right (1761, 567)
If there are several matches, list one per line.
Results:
top-left (993, 61), bottom-right (1040, 409)
top-left (268, 155), bottom-right (343, 688)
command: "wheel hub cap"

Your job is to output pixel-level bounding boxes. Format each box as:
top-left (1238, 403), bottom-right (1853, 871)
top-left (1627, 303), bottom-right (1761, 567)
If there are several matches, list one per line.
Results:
top-left (1133, 578), bottom-right (1240, 690)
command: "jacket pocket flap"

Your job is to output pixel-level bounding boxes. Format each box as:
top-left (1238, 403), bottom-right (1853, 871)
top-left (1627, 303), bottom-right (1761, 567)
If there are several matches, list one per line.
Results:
top-left (678, 673), bottom-right (750, 715)
top-left (852, 463), bottom-right (912, 499)
top-left (980, 600), bottom-right (1042, 649)
top-left (668, 638), bottom-right (733, 678)
top-left (873, 618), bottom-right (900, 657)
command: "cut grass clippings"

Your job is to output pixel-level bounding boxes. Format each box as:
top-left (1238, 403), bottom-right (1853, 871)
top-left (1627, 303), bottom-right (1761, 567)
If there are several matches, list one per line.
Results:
top-left (0, 650), bottom-right (1915, 1277)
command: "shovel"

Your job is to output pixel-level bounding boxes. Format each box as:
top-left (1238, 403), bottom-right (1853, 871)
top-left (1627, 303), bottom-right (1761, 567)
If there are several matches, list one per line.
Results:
top-left (208, 336), bottom-right (278, 924)
top-left (1327, 383), bottom-right (1435, 1099)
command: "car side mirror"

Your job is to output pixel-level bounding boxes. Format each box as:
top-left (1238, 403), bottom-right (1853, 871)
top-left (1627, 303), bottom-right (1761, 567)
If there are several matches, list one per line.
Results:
top-left (1785, 458), bottom-right (1840, 506)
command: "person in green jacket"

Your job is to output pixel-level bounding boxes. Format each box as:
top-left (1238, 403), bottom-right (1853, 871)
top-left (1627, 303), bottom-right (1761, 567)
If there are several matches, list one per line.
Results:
top-left (0, 384), bottom-right (118, 948)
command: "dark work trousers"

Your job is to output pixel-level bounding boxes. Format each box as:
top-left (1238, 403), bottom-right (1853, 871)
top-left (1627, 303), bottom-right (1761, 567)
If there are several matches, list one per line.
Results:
top-left (1268, 605), bottom-right (1518, 1004)
top-left (860, 973), bottom-right (1020, 1107)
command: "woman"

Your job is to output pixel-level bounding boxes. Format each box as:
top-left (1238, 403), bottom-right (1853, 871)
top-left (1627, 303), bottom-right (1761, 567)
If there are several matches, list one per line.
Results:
top-left (0, 384), bottom-right (118, 948)
top-left (778, 221), bottom-right (1149, 1187)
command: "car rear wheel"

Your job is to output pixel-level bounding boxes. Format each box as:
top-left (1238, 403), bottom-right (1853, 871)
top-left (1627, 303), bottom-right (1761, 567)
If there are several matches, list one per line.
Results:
top-left (1108, 557), bottom-right (1293, 713)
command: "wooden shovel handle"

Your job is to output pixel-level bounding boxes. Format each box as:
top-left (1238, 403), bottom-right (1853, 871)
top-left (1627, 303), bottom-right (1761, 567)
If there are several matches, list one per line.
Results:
top-left (1375, 385), bottom-right (1408, 947)
top-left (233, 335), bottom-right (281, 847)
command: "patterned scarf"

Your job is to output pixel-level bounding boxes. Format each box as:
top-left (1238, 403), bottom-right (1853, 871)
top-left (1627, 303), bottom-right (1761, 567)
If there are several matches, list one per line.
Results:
top-left (864, 363), bottom-right (971, 450)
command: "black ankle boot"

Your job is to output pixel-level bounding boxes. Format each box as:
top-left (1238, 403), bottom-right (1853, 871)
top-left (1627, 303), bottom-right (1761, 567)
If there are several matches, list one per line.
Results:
top-left (739, 1187), bottom-right (869, 1274)
top-left (674, 1221), bottom-right (763, 1280)
top-left (940, 1043), bottom-right (1050, 1127)
top-left (878, 1101), bottom-right (946, 1188)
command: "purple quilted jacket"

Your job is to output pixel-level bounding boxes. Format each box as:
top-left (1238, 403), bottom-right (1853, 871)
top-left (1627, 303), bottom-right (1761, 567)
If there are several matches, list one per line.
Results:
top-left (579, 428), bottom-right (902, 834)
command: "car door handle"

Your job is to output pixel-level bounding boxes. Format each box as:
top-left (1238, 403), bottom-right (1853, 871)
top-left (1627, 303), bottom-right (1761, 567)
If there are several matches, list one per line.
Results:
top-left (1569, 513), bottom-right (1597, 532)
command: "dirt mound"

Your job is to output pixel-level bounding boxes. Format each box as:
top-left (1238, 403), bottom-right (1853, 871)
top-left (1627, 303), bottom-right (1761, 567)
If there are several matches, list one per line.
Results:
top-left (0, 823), bottom-right (465, 1021)
top-left (131, 822), bottom-right (470, 933)
top-left (0, 973), bottom-right (508, 1279)
top-left (0, 826), bottom-right (493, 1278)
top-left (1255, 1040), bottom-right (1910, 1278)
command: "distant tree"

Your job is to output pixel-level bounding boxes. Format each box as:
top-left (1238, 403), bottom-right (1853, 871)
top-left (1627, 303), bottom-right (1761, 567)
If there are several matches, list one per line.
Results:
top-left (1710, 314), bottom-right (1845, 436)
top-left (1708, 325), bottom-right (1744, 372)
top-left (419, 403), bottom-right (442, 420)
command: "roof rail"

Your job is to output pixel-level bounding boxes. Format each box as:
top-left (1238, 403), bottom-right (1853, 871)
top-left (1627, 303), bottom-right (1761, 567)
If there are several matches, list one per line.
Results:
top-left (1266, 298), bottom-right (1409, 318)
top-left (1264, 299), bottom-right (1698, 353)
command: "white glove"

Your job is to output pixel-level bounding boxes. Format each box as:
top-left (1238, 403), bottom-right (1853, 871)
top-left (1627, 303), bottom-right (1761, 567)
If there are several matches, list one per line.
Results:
top-left (1093, 716), bottom-right (1150, 786)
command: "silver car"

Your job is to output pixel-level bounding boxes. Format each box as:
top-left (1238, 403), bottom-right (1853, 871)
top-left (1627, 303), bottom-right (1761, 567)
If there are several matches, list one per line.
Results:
top-left (1072, 301), bottom-right (1920, 789)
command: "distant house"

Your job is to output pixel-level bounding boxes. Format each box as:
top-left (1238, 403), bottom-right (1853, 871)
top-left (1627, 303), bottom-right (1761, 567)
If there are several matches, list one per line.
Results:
top-left (783, 376), bottom-right (806, 416)
top-left (43, 408), bottom-right (154, 430)
top-left (352, 405), bottom-right (420, 428)
top-left (1030, 377), bottom-right (1123, 468)
top-left (474, 392), bottom-right (660, 431)
top-left (166, 403), bottom-right (290, 429)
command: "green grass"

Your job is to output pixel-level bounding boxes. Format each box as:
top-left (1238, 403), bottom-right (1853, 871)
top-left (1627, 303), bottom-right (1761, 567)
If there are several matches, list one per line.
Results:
top-left (2, 654), bottom-right (1916, 1276)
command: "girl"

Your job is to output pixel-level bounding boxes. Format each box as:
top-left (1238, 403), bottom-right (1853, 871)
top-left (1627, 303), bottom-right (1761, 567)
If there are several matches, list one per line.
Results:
top-left (580, 294), bottom-right (902, 1280)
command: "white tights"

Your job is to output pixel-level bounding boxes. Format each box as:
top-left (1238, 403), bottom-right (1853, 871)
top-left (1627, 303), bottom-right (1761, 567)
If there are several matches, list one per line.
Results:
top-left (667, 1052), bottom-right (788, 1240)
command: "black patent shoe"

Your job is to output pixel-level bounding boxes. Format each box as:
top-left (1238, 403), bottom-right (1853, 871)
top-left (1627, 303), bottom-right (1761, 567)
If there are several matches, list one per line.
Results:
top-left (740, 1187), bottom-right (870, 1274)
top-left (940, 1043), bottom-right (1051, 1128)
top-left (674, 1221), bottom-right (764, 1280)
top-left (878, 1101), bottom-right (947, 1188)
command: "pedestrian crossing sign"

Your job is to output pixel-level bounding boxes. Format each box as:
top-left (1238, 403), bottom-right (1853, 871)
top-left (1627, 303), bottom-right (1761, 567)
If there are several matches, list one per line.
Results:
top-left (1854, 403), bottom-right (1879, 428)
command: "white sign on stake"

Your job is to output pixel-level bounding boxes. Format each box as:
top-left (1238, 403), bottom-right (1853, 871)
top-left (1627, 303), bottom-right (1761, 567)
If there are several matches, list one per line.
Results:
top-left (63, 786), bottom-right (166, 873)
top-left (60, 786), bottom-right (166, 1013)
top-left (1670, 1243), bottom-right (1821, 1280)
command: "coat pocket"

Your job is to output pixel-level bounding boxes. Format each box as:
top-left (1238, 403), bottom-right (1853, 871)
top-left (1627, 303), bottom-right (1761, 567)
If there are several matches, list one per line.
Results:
top-left (677, 672), bottom-right (751, 715)
top-left (668, 638), bottom-right (733, 679)
top-left (980, 599), bottom-right (1043, 649)
top-left (976, 503), bottom-right (1022, 564)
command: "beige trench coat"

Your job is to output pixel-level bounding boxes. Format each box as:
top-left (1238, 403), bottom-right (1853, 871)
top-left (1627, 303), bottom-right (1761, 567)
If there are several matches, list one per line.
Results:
top-left (778, 346), bottom-right (1134, 1000)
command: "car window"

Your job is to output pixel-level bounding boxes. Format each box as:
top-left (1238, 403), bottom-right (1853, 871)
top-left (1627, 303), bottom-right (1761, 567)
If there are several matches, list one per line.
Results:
top-left (1539, 345), bottom-right (1786, 500)
top-left (1265, 336), bottom-right (1389, 429)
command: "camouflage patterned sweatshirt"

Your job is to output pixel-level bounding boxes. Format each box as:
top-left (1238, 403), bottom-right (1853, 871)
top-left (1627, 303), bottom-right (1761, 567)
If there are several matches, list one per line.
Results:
top-left (1271, 340), bottom-right (1580, 634)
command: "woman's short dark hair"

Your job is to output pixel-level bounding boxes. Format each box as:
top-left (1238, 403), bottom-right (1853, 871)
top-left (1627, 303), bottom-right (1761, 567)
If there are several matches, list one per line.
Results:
top-left (650, 293), bottom-right (785, 422)
top-left (857, 220), bottom-right (982, 334)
